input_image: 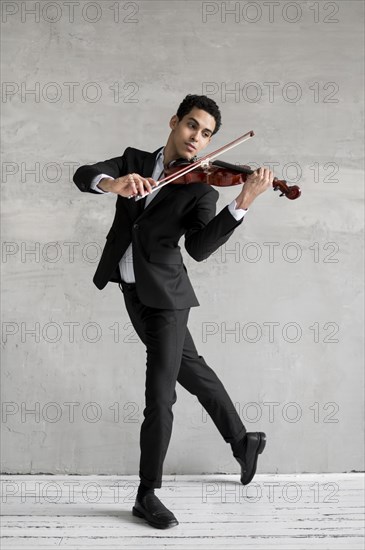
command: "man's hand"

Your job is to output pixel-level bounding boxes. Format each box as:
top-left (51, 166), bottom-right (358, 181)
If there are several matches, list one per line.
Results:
top-left (98, 173), bottom-right (158, 197)
top-left (235, 167), bottom-right (274, 210)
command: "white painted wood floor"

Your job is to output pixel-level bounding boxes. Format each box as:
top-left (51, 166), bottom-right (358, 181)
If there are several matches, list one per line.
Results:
top-left (1, 473), bottom-right (364, 549)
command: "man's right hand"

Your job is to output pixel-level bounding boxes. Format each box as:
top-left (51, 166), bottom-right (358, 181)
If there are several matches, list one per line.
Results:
top-left (98, 174), bottom-right (158, 197)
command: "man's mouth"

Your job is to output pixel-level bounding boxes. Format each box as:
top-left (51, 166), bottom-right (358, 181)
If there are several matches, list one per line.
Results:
top-left (185, 143), bottom-right (196, 152)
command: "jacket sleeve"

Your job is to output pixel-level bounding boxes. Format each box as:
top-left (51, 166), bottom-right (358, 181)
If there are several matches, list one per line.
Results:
top-left (73, 148), bottom-right (129, 193)
top-left (184, 188), bottom-right (245, 262)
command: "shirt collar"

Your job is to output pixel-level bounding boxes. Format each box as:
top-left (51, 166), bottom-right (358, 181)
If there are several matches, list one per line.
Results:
top-left (156, 147), bottom-right (164, 165)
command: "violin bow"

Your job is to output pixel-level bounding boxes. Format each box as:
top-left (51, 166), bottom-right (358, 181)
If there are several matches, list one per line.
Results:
top-left (130, 130), bottom-right (255, 201)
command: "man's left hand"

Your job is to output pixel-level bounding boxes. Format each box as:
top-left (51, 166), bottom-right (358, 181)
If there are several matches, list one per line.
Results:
top-left (235, 167), bottom-right (274, 210)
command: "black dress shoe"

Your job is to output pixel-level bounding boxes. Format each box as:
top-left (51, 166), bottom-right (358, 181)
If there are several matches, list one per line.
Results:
top-left (132, 492), bottom-right (179, 529)
top-left (233, 432), bottom-right (266, 485)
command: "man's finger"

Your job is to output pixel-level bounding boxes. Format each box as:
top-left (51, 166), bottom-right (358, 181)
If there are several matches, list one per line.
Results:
top-left (137, 178), bottom-right (146, 196)
top-left (143, 177), bottom-right (152, 192)
top-left (129, 174), bottom-right (138, 195)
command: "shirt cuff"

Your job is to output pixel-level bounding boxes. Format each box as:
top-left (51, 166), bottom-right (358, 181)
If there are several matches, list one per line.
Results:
top-left (90, 173), bottom-right (114, 193)
top-left (227, 199), bottom-right (248, 220)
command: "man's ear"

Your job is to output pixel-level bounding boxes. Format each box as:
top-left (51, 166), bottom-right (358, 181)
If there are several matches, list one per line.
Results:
top-left (169, 115), bottom-right (179, 130)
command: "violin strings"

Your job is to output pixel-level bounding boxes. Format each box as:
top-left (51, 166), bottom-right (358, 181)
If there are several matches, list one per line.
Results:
top-left (134, 130), bottom-right (255, 200)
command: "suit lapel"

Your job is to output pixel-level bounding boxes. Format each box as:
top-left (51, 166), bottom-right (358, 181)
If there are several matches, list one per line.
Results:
top-left (126, 147), bottom-right (177, 220)
top-left (137, 147), bottom-right (175, 217)
top-left (127, 148), bottom-right (160, 220)
top-left (141, 147), bottom-right (162, 178)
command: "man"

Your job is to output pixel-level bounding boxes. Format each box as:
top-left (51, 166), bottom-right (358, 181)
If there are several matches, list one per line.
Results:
top-left (73, 94), bottom-right (273, 529)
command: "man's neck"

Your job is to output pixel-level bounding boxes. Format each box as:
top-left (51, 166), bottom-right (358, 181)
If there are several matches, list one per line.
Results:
top-left (162, 143), bottom-right (177, 167)
top-left (162, 134), bottom-right (189, 167)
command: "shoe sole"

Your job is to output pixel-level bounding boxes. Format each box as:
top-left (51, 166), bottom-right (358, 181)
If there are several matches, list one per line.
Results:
top-left (132, 506), bottom-right (179, 529)
top-left (241, 432), bottom-right (266, 485)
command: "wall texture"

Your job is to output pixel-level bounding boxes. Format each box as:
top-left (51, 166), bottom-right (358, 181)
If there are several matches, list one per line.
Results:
top-left (1, 0), bottom-right (364, 475)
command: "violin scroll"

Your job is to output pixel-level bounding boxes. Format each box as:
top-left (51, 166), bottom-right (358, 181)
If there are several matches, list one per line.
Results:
top-left (272, 177), bottom-right (301, 200)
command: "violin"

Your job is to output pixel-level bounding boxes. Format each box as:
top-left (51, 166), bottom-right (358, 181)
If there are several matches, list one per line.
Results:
top-left (130, 130), bottom-right (301, 201)
top-left (164, 158), bottom-right (301, 200)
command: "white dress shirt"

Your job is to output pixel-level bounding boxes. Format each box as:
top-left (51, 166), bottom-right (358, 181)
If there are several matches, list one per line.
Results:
top-left (89, 148), bottom-right (248, 282)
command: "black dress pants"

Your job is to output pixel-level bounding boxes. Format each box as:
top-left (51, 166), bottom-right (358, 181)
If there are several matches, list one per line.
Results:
top-left (119, 281), bottom-right (247, 489)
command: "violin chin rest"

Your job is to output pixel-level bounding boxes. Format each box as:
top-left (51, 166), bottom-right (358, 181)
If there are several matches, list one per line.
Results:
top-left (169, 158), bottom-right (194, 167)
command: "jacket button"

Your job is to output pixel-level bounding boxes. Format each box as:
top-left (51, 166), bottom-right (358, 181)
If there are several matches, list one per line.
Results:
top-left (133, 223), bottom-right (139, 229)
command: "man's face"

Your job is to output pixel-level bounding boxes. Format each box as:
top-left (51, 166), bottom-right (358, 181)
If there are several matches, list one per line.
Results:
top-left (169, 107), bottom-right (215, 160)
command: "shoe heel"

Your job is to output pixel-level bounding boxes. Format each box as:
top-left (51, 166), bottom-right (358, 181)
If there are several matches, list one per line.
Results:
top-left (132, 506), bottom-right (144, 518)
top-left (258, 433), bottom-right (266, 454)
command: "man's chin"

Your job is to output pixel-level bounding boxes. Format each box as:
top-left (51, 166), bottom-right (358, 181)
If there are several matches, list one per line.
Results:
top-left (178, 151), bottom-right (196, 162)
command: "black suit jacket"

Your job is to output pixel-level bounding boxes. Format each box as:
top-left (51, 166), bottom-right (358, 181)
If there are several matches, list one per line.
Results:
top-left (73, 146), bottom-right (245, 309)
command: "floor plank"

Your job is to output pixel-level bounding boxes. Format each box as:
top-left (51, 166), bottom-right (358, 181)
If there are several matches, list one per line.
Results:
top-left (1, 474), bottom-right (364, 549)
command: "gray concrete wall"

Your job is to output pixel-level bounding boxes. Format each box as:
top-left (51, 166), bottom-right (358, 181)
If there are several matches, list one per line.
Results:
top-left (1, 0), bottom-right (364, 475)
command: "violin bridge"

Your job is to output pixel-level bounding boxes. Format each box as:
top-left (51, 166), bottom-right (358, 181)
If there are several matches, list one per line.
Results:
top-left (200, 160), bottom-right (211, 170)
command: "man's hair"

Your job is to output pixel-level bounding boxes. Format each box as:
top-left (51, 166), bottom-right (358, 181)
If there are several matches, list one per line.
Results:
top-left (176, 94), bottom-right (222, 135)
